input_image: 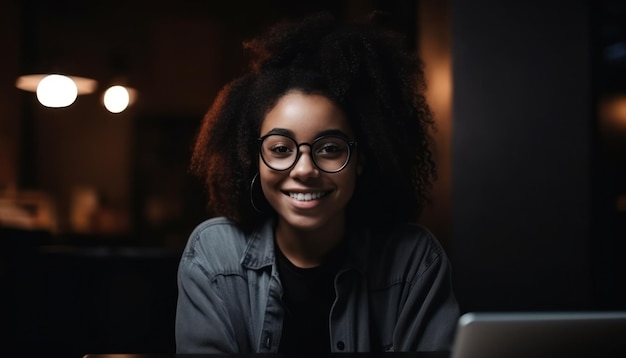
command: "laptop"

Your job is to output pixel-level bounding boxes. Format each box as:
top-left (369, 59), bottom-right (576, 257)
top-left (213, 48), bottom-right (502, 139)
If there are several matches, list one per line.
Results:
top-left (451, 311), bottom-right (626, 358)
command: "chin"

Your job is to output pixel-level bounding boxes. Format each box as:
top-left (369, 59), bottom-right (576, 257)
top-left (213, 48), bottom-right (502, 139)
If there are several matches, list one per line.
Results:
top-left (279, 213), bottom-right (334, 232)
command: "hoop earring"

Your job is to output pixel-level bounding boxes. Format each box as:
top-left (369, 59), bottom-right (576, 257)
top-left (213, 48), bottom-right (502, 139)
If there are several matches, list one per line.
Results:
top-left (250, 172), bottom-right (265, 213)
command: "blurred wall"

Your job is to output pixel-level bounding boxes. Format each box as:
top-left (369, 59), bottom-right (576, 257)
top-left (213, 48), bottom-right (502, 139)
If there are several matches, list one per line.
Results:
top-left (451, 0), bottom-right (592, 311)
top-left (417, 0), bottom-right (453, 251)
top-left (0, 0), bottom-right (21, 189)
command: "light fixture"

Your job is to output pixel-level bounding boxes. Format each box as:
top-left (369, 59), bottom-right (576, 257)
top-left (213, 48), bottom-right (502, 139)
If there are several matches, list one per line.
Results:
top-left (103, 84), bottom-right (137, 113)
top-left (16, 73), bottom-right (98, 107)
top-left (103, 85), bottom-right (128, 113)
top-left (36, 74), bottom-right (77, 108)
top-left (100, 54), bottom-right (138, 114)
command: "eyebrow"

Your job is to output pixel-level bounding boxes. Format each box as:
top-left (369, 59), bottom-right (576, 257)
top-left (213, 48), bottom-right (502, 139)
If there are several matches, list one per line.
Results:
top-left (264, 128), bottom-right (294, 137)
top-left (263, 128), bottom-right (351, 140)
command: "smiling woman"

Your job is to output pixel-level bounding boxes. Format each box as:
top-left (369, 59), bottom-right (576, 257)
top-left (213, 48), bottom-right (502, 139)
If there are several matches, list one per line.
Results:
top-left (176, 12), bottom-right (459, 354)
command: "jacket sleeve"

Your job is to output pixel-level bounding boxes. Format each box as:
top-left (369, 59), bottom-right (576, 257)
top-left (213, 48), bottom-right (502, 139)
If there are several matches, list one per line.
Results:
top-left (175, 253), bottom-right (238, 353)
top-left (393, 235), bottom-right (460, 352)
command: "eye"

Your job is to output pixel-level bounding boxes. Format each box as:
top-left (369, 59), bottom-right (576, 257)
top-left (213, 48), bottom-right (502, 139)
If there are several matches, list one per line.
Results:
top-left (315, 140), bottom-right (348, 159)
top-left (261, 134), bottom-right (297, 157)
top-left (317, 143), bottom-right (343, 154)
top-left (271, 145), bottom-right (293, 154)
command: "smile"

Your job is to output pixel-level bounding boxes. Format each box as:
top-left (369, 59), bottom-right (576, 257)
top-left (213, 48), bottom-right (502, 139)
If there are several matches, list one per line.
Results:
top-left (287, 192), bottom-right (327, 201)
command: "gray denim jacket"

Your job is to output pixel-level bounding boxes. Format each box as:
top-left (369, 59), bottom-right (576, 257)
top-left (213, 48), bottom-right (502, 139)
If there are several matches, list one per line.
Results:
top-left (175, 217), bottom-right (459, 353)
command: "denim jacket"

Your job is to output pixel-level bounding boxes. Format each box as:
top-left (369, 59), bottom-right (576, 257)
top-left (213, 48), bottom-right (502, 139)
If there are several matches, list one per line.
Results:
top-left (175, 217), bottom-right (459, 353)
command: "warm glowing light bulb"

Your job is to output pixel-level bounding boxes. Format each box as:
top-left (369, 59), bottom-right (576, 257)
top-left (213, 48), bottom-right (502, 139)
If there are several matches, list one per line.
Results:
top-left (103, 85), bottom-right (130, 113)
top-left (36, 74), bottom-right (78, 108)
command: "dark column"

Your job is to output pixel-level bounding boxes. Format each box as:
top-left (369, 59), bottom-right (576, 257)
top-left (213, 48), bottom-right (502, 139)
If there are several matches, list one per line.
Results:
top-left (451, 0), bottom-right (592, 311)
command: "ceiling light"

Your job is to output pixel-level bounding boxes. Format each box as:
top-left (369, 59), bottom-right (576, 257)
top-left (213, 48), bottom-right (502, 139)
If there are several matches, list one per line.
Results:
top-left (103, 85), bottom-right (137, 113)
top-left (35, 74), bottom-right (78, 108)
top-left (16, 73), bottom-right (98, 95)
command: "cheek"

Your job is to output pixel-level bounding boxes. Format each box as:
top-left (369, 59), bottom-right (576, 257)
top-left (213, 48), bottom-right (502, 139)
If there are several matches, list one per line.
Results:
top-left (339, 166), bottom-right (359, 199)
top-left (258, 164), bottom-right (279, 199)
top-left (258, 164), bottom-right (270, 194)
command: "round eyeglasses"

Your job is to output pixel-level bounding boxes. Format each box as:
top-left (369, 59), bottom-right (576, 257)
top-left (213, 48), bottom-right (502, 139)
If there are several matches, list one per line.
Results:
top-left (258, 134), bottom-right (357, 173)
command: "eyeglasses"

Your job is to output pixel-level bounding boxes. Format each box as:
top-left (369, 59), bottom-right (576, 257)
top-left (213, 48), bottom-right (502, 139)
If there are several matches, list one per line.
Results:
top-left (258, 134), bottom-right (357, 173)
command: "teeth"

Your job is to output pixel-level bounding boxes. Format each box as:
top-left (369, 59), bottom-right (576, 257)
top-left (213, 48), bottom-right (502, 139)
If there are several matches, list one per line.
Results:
top-left (289, 192), bottom-right (325, 201)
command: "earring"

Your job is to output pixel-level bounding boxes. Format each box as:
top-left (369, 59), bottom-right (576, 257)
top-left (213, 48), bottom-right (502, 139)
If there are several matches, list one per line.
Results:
top-left (250, 172), bottom-right (265, 213)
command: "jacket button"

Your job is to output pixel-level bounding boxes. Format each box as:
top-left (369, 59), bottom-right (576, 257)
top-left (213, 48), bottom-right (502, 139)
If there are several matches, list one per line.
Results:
top-left (336, 341), bottom-right (345, 350)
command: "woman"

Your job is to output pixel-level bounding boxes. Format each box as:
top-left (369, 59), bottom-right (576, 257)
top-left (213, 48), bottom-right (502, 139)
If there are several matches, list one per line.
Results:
top-left (175, 13), bottom-right (459, 353)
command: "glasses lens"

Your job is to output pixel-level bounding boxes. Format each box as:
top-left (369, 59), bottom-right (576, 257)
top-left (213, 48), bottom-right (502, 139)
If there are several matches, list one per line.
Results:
top-left (312, 136), bottom-right (350, 172)
top-left (260, 135), bottom-right (298, 170)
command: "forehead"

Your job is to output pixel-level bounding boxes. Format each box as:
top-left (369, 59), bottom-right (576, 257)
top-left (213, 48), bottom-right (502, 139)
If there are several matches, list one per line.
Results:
top-left (260, 91), bottom-right (353, 140)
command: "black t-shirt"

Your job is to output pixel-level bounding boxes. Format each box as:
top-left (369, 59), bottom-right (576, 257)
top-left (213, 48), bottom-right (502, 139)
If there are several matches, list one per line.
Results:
top-left (276, 241), bottom-right (347, 353)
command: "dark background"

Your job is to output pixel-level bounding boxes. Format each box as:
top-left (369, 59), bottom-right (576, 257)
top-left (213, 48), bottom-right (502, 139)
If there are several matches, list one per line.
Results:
top-left (1, 0), bottom-right (625, 356)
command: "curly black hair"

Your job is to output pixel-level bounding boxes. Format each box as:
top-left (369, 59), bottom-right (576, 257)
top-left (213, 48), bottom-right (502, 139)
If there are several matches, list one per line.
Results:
top-left (190, 12), bottom-right (436, 231)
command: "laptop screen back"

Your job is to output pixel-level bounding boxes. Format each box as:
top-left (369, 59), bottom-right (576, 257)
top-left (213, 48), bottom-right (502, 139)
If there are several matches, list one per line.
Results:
top-left (451, 311), bottom-right (626, 358)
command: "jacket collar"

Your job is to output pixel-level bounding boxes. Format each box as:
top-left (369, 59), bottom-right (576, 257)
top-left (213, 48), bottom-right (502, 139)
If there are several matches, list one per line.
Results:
top-left (240, 218), bottom-right (276, 270)
top-left (240, 218), bottom-right (370, 274)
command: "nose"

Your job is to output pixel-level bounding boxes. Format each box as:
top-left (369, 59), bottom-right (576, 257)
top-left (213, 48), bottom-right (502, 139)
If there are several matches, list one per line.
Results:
top-left (290, 146), bottom-right (319, 179)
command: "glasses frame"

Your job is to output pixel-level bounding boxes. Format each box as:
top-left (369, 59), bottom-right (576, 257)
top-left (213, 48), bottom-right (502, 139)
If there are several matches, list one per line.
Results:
top-left (257, 134), bottom-right (358, 173)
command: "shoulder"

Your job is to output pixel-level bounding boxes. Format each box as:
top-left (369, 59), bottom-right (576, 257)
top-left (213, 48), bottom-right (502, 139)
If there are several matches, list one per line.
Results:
top-left (187, 217), bottom-right (248, 250)
top-left (365, 223), bottom-right (448, 281)
top-left (373, 222), bottom-right (443, 257)
top-left (190, 216), bottom-right (247, 238)
top-left (180, 217), bottom-right (251, 274)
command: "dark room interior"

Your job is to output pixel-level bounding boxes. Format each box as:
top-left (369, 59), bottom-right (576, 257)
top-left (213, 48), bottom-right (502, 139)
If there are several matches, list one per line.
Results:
top-left (1, 0), bottom-right (625, 356)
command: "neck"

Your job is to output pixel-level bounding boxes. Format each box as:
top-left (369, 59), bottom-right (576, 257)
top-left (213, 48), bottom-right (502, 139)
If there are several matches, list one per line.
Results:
top-left (275, 216), bottom-right (346, 269)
